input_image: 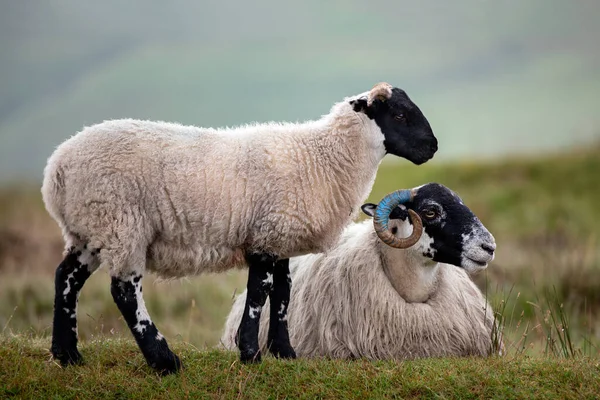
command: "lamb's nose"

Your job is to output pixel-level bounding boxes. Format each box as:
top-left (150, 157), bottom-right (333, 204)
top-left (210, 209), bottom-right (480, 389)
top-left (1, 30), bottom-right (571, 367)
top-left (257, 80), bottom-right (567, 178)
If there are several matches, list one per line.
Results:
top-left (481, 242), bottom-right (496, 255)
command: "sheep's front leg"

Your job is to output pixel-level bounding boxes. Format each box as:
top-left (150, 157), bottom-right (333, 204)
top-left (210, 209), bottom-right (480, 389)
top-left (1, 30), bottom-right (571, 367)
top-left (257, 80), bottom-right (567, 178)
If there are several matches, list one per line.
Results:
top-left (110, 273), bottom-right (182, 375)
top-left (237, 253), bottom-right (275, 363)
top-left (267, 258), bottom-right (296, 359)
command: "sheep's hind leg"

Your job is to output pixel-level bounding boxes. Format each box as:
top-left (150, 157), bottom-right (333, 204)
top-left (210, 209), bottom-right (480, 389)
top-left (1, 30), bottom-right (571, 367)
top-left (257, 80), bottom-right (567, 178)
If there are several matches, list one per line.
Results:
top-left (237, 253), bottom-right (275, 363)
top-left (267, 258), bottom-right (296, 359)
top-left (110, 272), bottom-right (182, 375)
top-left (51, 245), bottom-right (100, 366)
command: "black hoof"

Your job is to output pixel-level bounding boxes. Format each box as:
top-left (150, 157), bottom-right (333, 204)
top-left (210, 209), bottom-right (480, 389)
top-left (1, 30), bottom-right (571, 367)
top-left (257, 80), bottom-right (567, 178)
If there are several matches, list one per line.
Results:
top-left (240, 349), bottom-right (262, 364)
top-left (150, 352), bottom-right (183, 375)
top-left (52, 345), bottom-right (84, 366)
top-left (269, 342), bottom-right (297, 359)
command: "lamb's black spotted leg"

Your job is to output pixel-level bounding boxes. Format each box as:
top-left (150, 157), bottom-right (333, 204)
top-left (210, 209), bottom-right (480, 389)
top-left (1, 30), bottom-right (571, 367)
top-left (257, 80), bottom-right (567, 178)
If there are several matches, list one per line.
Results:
top-left (51, 246), bottom-right (99, 366)
top-left (267, 258), bottom-right (296, 359)
top-left (237, 252), bottom-right (275, 363)
top-left (110, 273), bottom-right (182, 375)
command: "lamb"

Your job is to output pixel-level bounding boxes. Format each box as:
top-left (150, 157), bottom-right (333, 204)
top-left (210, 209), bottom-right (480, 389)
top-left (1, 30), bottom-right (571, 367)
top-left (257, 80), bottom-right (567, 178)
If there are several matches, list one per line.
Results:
top-left (41, 83), bottom-right (438, 374)
top-left (222, 183), bottom-right (500, 359)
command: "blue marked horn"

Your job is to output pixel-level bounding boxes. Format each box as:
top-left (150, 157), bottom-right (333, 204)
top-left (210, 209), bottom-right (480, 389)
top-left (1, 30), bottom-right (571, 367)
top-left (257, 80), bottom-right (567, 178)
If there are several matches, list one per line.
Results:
top-left (373, 189), bottom-right (423, 248)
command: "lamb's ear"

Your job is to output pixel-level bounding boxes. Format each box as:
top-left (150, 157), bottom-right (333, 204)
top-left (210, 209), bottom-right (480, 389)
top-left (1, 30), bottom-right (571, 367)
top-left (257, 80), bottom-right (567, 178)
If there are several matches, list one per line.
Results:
top-left (361, 203), bottom-right (377, 218)
top-left (349, 97), bottom-right (368, 113)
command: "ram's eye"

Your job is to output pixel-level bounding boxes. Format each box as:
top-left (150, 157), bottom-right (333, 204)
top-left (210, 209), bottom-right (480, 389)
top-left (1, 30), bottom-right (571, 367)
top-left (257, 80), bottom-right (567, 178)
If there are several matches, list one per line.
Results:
top-left (394, 114), bottom-right (406, 122)
top-left (423, 210), bottom-right (437, 219)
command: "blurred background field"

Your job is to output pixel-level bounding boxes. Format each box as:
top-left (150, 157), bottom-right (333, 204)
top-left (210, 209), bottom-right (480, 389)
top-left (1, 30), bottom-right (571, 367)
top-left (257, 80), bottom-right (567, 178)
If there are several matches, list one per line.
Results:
top-left (1, 0), bottom-right (599, 359)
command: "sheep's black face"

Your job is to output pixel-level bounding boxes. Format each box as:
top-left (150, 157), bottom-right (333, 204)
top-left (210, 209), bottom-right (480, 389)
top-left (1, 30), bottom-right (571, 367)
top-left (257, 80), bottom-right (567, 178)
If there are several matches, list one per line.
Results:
top-left (351, 88), bottom-right (437, 165)
top-left (363, 183), bottom-right (496, 273)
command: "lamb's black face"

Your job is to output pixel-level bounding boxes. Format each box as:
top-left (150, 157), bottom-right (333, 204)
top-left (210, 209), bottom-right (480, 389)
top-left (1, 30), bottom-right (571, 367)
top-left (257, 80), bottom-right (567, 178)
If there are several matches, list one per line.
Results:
top-left (362, 183), bottom-right (496, 273)
top-left (351, 88), bottom-right (437, 165)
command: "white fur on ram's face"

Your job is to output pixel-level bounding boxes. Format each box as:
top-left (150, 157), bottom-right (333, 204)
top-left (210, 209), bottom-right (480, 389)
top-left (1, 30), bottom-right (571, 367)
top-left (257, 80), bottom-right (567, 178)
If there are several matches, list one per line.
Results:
top-left (460, 223), bottom-right (496, 274)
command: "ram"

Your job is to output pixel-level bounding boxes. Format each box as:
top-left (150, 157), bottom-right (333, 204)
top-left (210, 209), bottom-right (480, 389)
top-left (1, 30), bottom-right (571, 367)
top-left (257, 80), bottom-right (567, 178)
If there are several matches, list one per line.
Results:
top-left (222, 183), bottom-right (500, 359)
top-left (42, 83), bottom-right (437, 374)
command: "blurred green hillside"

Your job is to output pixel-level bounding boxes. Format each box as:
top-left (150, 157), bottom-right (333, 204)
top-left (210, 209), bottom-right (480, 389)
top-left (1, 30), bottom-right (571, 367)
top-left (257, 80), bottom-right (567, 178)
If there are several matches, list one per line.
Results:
top-left (1, 0), bottom-right (599, 181)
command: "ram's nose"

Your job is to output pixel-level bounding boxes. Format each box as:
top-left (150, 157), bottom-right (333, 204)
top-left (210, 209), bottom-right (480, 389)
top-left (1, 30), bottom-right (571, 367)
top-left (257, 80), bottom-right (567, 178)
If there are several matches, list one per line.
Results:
top-left (481, 241), bottom-right (496, 256)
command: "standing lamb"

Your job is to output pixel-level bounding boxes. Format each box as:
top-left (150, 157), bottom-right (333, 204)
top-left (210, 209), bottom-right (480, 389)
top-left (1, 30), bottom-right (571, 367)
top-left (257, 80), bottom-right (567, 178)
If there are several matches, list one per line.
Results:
top-left (42, 83), bottom-right (437, 374)
top-left (222, 183), bottom-right (500, 359)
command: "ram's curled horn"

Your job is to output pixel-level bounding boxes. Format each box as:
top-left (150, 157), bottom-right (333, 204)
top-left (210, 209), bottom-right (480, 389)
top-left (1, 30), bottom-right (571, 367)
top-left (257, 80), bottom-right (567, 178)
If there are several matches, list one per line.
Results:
top-left (373, 189), bottom-right (423, 248)
top-left (367, 82), bottom-right (393, 106)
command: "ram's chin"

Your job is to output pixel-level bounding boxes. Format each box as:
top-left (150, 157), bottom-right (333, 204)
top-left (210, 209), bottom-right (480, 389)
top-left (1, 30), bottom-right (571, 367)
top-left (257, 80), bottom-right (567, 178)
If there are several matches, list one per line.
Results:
top-left (461, 257), bottom-right (488, 275)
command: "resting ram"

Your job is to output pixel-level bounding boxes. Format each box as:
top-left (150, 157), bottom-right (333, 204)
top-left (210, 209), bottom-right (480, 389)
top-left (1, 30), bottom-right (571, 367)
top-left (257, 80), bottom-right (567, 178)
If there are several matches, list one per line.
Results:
top-left (222, 183), bottom-right (500, 359)
top-left (42, 83), bottom-right (437, 373)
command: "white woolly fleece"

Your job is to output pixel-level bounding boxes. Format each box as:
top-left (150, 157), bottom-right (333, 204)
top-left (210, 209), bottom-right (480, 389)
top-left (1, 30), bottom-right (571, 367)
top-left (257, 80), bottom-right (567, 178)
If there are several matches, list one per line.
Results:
top-left (41, 99), bottom-right (386, 277)
top-left (221, 220), bottom-right (499, 359)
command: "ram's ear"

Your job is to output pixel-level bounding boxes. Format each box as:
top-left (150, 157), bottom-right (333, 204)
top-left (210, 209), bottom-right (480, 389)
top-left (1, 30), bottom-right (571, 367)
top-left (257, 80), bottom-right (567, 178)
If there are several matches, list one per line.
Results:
top-left (389, 205), bottom-right (409, 220)
top-left (349, 97), bottom-right (368, 113)
top-left (361, 203), bottom-right (377, 218)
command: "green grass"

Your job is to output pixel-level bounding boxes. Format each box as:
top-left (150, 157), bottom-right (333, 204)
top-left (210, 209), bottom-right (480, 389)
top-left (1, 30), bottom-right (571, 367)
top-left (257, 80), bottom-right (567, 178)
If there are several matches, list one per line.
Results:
top-left (1, 335), bottom-right (599, 399)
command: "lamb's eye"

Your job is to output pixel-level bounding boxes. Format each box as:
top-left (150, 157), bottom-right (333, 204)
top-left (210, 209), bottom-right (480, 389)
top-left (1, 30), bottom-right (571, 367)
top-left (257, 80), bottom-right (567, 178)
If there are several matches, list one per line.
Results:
top-left (394, 114), bottom-right (405, 122)
top-left (424, 210), bottom-right (437, 219)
